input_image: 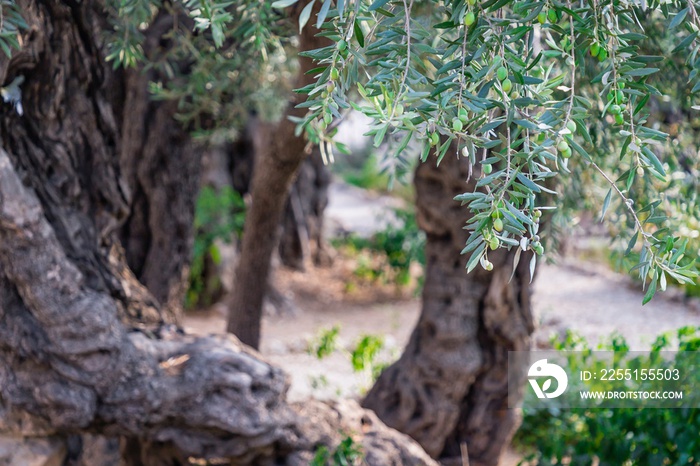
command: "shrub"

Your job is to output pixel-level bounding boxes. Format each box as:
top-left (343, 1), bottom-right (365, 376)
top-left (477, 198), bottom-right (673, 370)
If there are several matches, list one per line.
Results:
top-left (515, 327), bottom-right (700, 465)
top-left (333, 208), bottom-right (425, 289)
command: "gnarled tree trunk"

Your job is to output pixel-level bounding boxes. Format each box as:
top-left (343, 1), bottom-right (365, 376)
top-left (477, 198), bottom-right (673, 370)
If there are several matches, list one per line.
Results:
top-left (0, 1), bottom-right (436, 464)
top-left (363, 152), bottom-right (535, 466)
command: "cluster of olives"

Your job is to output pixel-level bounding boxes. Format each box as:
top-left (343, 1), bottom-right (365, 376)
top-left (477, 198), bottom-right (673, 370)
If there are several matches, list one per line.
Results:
top-left (589, 42), bottom-right (608, 62)
top-left (537, 7), bottom-right (559, 25)
top-left (317, 69), bottom-right (340, 131)
top-left (479, 207), bottom-right (545, 271)
top-left (607, 86), bottom-right (627, 125)
top-left (530, 237), bottom-right (544, 255)
top-left (452, 107), bottom-right (469, 133)
top-left (529, 211), bottom-right (544, 255)
top-left (496, 65), bottom-right (513, 95)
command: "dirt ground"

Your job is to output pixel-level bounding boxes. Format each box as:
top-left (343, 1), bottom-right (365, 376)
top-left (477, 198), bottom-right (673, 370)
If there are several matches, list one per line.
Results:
top-left (183, 182), bottom-right (700, 466)
top-left (183, 257), bottom-right (699, 465)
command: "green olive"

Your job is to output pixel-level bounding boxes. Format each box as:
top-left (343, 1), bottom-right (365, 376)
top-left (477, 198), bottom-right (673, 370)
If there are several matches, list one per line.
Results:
top-left (497, 66), bottom-right (508, 82)
top-left (459, 107), bottom-right (469, 123)
top-left (452, 117), bottom-right (464, 132)
top-left (614, 113), bottom-right (624, 125)
top-left (430, 132), bottom-right (440, 146)
top-left (548, 8), bottom-right (558, 23)
top-left (489, 238), bottom-right (499, 250)
top-left (557, 140), bottom-right (570, 152)
top-left (598, 49), bottom-right (608, 61)
top-left (590, 42), bottom-right (600, 57)
top-left (493, 218), bottom-right (504, 232)
top-left (566, 120), bottom-right (577, 133)
top-left (502, 78), bottom-right (513, 93)
top-left (538, 11), bottom-right (547, 24)
top-left (483, 163), bottom-right (493, 174)
top-left (330, 67), bottom-right (339, 81)
top-left (484, 260), bottom-right (494, 271)
top-left (464, 11), bottom-right (476, 26)
top-left (561, 147), bottom-right (572, 158)
top-left (337, 40), bottom-right (347, 51)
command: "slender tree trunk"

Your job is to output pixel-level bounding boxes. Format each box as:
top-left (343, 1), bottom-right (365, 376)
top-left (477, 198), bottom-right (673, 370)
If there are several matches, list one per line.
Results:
top-left (226, 9), bottom-right (330, 348)
top-left (362, 152), bottom-right (535, 466)
top-left (0, 1), bottom-right (436, 464)
top-left (228, 126), bottom-right (331, 271)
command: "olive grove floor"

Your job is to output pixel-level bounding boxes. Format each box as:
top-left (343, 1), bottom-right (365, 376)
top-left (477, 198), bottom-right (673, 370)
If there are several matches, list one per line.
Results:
top-left (183, 182), bottom-right (700, 465)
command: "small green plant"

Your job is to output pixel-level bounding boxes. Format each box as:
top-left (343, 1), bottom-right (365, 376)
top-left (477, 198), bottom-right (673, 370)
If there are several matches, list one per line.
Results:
top-left (309, 326), bottom-right (340, 359)
top-left (333, 208), bottom-right (425, 290)
top-left (515, 327), bottom-right (700, 465)
top-left (311, 436), bottom-right (363, 466)
top-left (351, 335), bottom-right (385, 386)
top-left (309, 374), bottom-right (330, 391)
top-left (307, 327), bottom-right (391, 391)
top-left (186, 186), bottom-right (246, 309)
top-left (0, 1), bottom-right (26, 59)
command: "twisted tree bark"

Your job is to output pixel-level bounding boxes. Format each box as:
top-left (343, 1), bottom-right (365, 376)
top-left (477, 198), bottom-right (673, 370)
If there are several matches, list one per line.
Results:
top-left (0, 1), bottom-right (436, 464)
top-left (363, 152), bottom-right (535, 466)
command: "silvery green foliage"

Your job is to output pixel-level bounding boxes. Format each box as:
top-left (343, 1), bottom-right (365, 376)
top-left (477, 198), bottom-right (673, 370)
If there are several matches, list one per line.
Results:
top-left (0, 0), bottom-right (25, 58)
top-left (285, 0), bottom-right (698, 302)
top-left (11, 0), bottom-right (697, 302)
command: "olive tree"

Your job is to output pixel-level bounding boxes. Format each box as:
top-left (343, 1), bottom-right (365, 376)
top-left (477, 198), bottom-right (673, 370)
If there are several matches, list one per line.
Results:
top-left (271, 0), bottom-right (700, 463)
top-left (1, 0), bottom-right (698, 465)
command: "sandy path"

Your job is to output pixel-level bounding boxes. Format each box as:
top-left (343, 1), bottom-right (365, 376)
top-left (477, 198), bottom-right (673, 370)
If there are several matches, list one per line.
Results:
top-left (184, 262), bottom-right (698, 465)
top-left (184, 260), bottom-right (700, 399)
top-left (532, 261), bottom-right (699, 350)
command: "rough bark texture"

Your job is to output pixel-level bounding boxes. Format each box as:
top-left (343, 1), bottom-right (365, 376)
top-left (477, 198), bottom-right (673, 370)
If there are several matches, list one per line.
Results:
top-left (362, 153), bottom-right (535, 466)
top-left (0, 1), bottom-right (436, 464)
top-left (118, 65), bottom-right (201, 323)
top-left (226, 8), bottom-right (331, 349)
